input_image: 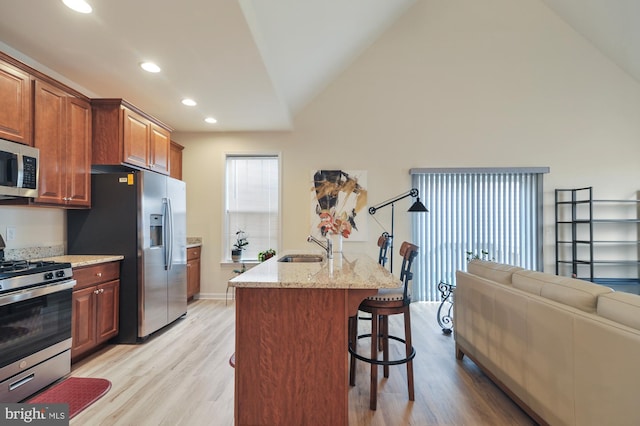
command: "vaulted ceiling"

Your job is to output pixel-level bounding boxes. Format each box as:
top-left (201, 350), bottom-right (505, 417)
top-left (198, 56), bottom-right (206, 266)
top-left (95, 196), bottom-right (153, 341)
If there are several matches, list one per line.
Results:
top-left (0, 0), bottom-right (637, 132)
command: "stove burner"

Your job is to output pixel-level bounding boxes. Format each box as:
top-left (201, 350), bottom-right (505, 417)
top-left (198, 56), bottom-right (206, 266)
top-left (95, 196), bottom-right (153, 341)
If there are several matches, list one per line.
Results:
top-left (0, 260), bottom-right (73, 294)
top-left (0, 260), bottom-right (56, 273)
top-left (0, 260), bottom-right (29, 273)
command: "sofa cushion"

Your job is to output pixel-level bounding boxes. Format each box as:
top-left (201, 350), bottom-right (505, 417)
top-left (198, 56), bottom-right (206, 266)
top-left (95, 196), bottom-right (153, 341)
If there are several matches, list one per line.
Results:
top-left (467, 260), bottom-right (523, 285)
top-left (540, 278), bottom-right (613, 313)
top-left (597, 292), bottom-right (640, 331)
top-left (512, 270), bottom-right (567, 296)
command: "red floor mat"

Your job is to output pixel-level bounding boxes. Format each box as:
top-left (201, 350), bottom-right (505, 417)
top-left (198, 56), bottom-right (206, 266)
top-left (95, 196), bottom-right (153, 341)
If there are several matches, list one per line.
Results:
top-left (27, 377), bottom-right (111, 419)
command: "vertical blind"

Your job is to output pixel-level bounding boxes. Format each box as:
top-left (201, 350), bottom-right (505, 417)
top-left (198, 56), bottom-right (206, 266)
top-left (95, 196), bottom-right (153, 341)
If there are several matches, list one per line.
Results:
top-left (225, 155), bottom-right (279, 261)
top-left (411, 168), bottom-right (548, 301)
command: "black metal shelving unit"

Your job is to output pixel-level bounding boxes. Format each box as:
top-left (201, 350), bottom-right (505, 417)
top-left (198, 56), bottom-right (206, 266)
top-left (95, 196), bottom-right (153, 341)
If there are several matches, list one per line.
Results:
top-left (555, 187), bottom-right (640, 293)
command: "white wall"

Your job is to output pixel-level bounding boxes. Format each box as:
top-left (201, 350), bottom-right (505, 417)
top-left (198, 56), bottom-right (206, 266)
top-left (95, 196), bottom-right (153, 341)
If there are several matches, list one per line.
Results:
top-left (0, 206), bottom-right (64, 249)
top-left (1, 0), bottom-right (638, 297)
top-left (176, 0), bottom-right (640, 298)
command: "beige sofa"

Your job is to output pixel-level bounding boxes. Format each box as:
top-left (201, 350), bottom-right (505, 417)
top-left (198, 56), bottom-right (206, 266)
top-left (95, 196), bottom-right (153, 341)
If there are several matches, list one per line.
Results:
top-left (455, 260), bottom-right (640, 426)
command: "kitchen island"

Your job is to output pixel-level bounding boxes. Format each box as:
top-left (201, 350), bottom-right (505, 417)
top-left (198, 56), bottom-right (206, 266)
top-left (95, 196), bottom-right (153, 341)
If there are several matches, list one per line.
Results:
top-left (228, 252), bottom-right (400, 426)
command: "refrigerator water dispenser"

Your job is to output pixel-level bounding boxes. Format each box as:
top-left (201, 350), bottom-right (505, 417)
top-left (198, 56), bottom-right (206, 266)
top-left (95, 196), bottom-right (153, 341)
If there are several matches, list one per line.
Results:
top-left (150, 214), bottom-right (163, 247)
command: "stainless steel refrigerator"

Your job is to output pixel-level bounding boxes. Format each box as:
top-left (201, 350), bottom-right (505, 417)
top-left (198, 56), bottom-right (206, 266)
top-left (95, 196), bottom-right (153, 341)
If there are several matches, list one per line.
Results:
top-left (67, 170), bottom-right (187, 343)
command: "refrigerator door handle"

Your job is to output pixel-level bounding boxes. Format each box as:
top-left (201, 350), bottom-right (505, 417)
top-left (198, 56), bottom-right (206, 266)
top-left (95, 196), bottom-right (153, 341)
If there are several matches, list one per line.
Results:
top-left (162, 198), bottom-right (171, 270)
top-left (166, 197), bottom-right (174, 270)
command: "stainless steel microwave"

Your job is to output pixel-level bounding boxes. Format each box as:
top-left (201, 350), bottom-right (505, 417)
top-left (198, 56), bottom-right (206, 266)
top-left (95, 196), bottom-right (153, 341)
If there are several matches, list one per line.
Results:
top-left (0, 138), bottom-right (39, 199)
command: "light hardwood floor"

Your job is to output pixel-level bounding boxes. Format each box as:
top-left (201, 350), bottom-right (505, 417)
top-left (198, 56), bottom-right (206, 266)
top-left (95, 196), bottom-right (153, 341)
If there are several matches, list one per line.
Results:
top-left (68, 300), bottom-right (535, 425)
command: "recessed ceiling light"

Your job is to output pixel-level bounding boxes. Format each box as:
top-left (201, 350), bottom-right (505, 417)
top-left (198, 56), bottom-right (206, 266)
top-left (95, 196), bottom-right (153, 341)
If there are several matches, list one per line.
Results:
top-left (182, 98), bottom-right (197, 107)
top-left (140, 62), bottom-right (161, 73)
top-left (205, 117), bottom-right (218, 124)
top-left (62, 0), bottom-right (92, 13)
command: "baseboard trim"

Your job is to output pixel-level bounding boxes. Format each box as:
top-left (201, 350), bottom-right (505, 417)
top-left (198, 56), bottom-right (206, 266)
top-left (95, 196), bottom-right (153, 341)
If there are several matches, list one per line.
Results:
top-left (193, 292), bottom-right (234, 301)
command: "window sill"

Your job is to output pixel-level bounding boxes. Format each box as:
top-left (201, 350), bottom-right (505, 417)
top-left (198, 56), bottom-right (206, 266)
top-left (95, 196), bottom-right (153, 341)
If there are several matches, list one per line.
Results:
top-left (220, 260), bottom-right (259, 266)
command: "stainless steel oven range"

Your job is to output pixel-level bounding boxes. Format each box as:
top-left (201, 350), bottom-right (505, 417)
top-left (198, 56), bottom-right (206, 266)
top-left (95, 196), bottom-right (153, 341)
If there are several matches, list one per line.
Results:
top-left (0, 259), bottom-right (75, 402)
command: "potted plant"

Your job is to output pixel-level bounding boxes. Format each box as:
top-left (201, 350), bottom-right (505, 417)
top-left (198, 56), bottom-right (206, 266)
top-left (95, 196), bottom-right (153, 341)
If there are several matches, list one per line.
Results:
top-left (258, 249), bottom-right (277, 262)
top-left (231, 230), bottom-right (249, 262)
top-left (465, 249), bottom-right (492, 262)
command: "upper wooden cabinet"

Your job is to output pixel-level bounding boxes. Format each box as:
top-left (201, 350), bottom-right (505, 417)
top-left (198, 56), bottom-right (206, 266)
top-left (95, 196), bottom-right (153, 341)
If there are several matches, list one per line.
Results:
top-left (170, 140), bottom-right (184, 180)
top-left (0, 52), bottom-right (91, 207)
top-left (93, 99), bottom-right (172, 174)
top-left (33, 79), bottom-right (91, 207)
top-left (0, 60), bottom-right (32, 145)
top-left (122, 107), bottom-right (149, 169)
top-left (150, 123), bottom-right (170, 174)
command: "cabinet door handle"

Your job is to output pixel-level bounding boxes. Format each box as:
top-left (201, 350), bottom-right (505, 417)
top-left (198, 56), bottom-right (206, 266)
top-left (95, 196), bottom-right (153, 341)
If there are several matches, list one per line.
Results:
top-left (94, 289), bottom-right (100, 294)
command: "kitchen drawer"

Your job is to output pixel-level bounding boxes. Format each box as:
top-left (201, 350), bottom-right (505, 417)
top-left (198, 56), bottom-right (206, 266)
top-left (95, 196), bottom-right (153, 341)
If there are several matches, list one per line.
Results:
top-left (73, 261), bottom-right (120, 290)
top-left (187, 246), bottom-right (200, 261)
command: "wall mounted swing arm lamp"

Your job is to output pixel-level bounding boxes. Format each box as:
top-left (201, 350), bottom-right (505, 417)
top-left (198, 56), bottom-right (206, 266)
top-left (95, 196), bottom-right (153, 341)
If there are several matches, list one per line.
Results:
top-left (368, 188), bottom-right (428, 272)
top-left (368, 188), bottom-right (428, 215)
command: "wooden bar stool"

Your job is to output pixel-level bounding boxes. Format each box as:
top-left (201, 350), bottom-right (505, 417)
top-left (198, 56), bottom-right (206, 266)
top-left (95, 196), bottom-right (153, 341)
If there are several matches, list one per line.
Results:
top-left (348, 233), bottom-right (394, 359)
top-left (348, 241), bottom-right (418, 410)
top-left (348, 233), bottom-right (391, 384)
top-left (377, 232), bottom-right (391, 267)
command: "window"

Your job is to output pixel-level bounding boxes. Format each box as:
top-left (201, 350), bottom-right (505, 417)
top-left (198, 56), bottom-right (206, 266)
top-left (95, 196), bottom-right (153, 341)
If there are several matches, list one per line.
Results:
top-left (410, 167), bottom-right (548, 301)
top-left (225, 155), bottom-right (280, 261)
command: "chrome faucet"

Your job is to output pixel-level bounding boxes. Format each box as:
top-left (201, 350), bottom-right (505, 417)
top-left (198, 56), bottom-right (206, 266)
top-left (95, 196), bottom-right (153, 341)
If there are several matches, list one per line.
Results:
top-left (307, 235), bottom-right (333, 259)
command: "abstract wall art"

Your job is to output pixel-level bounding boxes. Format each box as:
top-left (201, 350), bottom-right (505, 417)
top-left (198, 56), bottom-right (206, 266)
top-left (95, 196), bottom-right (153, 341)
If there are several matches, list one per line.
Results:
top-left (310, 170), bottom-right (368, 241)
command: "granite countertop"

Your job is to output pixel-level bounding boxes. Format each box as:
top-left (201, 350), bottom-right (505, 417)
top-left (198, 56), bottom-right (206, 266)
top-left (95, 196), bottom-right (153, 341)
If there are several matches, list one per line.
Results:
top-left (187, 237), bottom-right (202, 249)
top-left (37, 255), bottom-right (124, 268)
top-left (229, 251), bottom-right (401, 289)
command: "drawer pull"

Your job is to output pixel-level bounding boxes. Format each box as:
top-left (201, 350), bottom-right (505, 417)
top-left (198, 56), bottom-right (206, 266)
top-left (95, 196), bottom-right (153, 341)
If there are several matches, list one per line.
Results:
top-left (10, 373), bottom-right (35, 391)
top-left (96, 272), bottom-right (102, 277)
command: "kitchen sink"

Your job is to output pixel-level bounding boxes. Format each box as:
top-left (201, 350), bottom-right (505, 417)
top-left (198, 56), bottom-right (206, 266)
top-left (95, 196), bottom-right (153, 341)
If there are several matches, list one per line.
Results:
top-left (278, 254), bottom-right (324, 263)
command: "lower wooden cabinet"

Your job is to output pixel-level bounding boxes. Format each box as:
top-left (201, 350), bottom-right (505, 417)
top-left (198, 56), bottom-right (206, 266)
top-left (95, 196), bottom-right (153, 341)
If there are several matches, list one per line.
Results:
top-left (71, 261), bottom-right (120, 361)
top-left (187, 246), bottom-right (201, 301)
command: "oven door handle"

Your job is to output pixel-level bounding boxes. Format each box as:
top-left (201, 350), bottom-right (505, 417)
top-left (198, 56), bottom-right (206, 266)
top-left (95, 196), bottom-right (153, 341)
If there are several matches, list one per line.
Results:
top-left (0, 279), bottom-right (76, 307)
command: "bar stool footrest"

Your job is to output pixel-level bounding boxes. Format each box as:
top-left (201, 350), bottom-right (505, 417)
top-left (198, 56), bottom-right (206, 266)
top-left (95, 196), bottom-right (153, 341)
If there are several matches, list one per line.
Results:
top-left (349, 333), bottom-right (416, 366)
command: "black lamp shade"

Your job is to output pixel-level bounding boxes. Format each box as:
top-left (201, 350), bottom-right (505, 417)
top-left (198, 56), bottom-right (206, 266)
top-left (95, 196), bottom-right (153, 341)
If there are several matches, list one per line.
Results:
top-left (408, 197), bottom-right (428, 212)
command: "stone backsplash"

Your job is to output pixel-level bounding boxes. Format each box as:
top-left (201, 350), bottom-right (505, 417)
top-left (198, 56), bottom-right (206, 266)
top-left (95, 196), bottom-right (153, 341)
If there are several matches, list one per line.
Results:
top-left (4, 245), bottom-right (65, 261)
top-left (4, 238), bottom-right (201, 260)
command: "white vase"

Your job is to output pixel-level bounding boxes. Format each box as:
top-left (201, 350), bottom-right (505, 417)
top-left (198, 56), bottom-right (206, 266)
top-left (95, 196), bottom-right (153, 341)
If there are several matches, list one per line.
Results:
top-left (332, 234), bottom-right (343, 254)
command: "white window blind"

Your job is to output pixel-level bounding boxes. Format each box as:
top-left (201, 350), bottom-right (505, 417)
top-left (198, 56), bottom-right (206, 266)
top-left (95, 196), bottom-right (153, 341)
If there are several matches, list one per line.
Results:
top-left (225, 155), bottom-right (279, 261)
top-left (411, 168), bottom-right (548, 301)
